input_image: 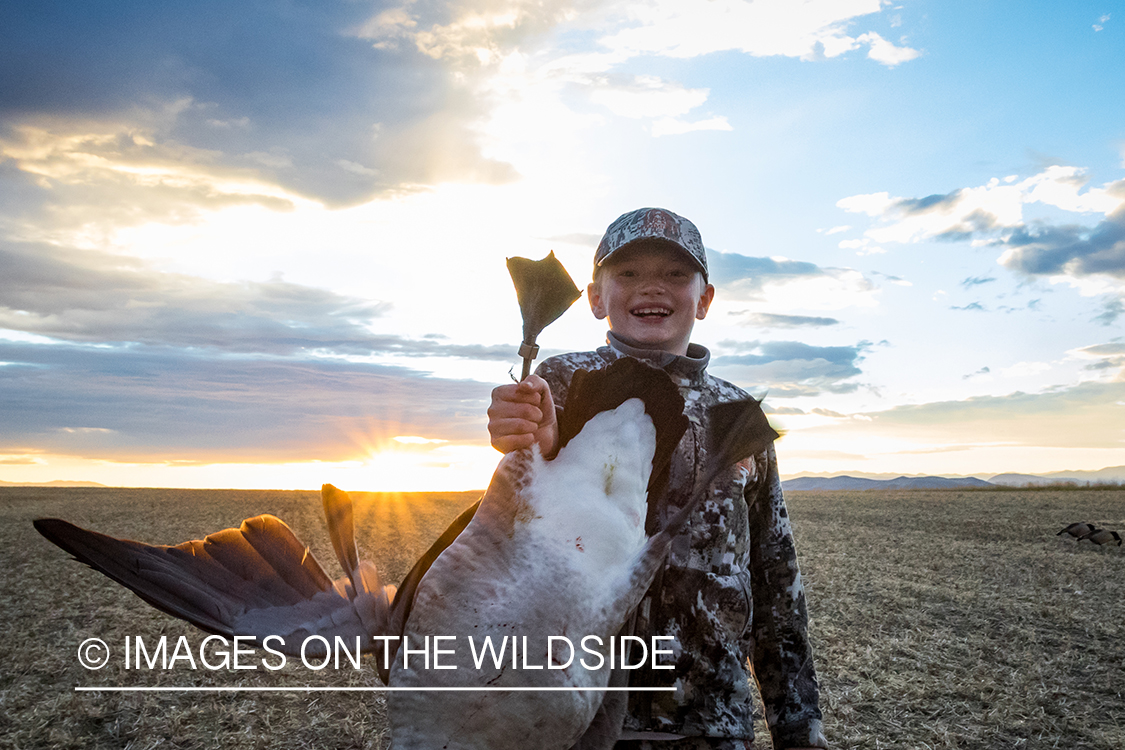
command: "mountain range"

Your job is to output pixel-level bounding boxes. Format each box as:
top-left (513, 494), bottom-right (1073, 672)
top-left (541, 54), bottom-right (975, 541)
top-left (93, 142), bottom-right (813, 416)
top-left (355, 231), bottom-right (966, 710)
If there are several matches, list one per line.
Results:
top-left (783, 466), bottom-right (1125, 491)
top-left (782, 475), bottom-right (995, 491)
top-left (987, 466), bottom-right (1125, 486)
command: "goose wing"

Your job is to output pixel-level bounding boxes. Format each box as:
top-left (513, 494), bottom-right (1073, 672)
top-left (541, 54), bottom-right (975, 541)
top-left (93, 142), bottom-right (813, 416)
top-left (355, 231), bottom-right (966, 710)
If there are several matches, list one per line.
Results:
top-left (34, 484), bottom-right (478, 682)
top-left (34, 499), bottom-right (378, 651)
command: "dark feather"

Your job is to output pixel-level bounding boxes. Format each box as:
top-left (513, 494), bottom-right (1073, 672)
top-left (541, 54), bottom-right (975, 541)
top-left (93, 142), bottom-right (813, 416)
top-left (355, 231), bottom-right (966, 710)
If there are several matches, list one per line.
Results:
top-left (699, 397), bottom-right (780, 490)
top-left (662, 395), bottom-right (779, 540)
top-left (506, 251), bottom-right (582, 344)
top-left (33, 515), bottom-right (338, 638)
top-left (35, 486), bottom-right (485, 685)
top-left (323, 484), bottom-right (360, 583)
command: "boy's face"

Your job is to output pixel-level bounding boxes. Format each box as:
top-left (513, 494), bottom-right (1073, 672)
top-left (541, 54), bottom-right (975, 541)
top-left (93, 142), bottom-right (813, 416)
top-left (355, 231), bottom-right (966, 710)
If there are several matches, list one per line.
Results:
top-left (588, 242), bottom-right (715, 356)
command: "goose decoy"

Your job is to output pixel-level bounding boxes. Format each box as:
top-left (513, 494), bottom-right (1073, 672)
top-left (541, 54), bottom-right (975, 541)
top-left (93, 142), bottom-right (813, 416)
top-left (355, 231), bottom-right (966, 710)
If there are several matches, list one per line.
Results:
top-left (1057, 522), bottom-right (1097, 538)
top-left (1079, 528), bottom-right (1122, 546)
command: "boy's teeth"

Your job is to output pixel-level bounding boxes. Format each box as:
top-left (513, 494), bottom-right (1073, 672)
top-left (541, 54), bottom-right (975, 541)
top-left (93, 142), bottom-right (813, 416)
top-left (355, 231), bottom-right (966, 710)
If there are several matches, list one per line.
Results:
top-left (634, 307), bottom-right (670, 316)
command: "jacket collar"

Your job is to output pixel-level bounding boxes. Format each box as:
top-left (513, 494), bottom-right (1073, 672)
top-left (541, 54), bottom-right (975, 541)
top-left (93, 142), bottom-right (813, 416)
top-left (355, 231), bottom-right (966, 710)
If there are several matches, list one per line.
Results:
top-left (605, 330), bottom-right (709, 384)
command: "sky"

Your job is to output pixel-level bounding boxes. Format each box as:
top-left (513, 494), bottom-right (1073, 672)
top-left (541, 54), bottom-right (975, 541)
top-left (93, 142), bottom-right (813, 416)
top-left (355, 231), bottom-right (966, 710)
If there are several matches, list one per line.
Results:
top-left (1, 0), bottom-right (1124, 491)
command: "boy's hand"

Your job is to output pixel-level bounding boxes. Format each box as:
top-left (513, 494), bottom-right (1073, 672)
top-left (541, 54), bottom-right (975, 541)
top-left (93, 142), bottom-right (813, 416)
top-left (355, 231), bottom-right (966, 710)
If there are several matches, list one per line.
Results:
top-left (488, 375), bottom-right (559, 456)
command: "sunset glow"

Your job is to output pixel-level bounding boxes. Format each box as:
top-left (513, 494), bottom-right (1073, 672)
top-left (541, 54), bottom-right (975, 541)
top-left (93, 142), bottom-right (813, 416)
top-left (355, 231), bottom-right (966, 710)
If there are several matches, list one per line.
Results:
top-left (3, 2), bottom-right (1124, 489)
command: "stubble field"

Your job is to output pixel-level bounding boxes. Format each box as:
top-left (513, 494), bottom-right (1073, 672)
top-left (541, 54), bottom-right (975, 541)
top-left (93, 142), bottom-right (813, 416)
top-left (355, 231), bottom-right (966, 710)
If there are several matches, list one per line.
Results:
top-left (1, 486), bottom-right (1122, 749)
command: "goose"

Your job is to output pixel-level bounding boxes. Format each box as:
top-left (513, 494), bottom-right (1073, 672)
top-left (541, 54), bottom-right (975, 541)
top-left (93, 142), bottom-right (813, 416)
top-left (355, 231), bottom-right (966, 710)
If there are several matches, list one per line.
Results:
top-left (1057, 522), bottom-right (1097, 538)
top-left (1079, 528), bottom-right (1122, 546)
top-left (35, 357), bottom-right (777, 749)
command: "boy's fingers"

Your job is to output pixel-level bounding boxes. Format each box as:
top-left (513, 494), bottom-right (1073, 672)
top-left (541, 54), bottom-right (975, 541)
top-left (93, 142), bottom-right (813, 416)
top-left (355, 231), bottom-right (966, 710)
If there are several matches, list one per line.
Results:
top-left (491, 381), bottom-right (544, 406)
top-left (488, 417), bottom-right (543, 438)
top-left (488, 416), bottom-right (539, 451)
top-left (490, 433), bottom-right (536, 453)
top-left (487, 374), bottom-right (557, 455)
top-left (518, 374), bottom-right (551, 400)
top-left (487, 401), bottom-right (544, 424)
top-left (520, 375), bottom-right (556, 422)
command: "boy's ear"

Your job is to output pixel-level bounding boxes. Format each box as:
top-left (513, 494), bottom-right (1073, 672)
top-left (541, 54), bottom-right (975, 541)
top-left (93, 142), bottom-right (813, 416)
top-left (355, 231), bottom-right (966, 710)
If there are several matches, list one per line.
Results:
top-left (588, 281), bottom-right (608, 320)
top-left (695, 282), bottom-right (716, 320)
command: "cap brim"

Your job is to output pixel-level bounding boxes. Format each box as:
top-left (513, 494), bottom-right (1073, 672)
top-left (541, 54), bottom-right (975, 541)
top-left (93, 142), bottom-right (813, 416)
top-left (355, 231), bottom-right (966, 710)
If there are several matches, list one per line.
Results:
top-left (595, 238), bottom-right (707, 278)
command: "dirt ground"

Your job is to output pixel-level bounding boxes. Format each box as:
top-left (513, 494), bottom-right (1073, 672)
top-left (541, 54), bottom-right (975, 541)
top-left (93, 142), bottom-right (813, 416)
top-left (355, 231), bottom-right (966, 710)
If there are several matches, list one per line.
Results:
top-left (2, 486), bottom-right (1122, 749)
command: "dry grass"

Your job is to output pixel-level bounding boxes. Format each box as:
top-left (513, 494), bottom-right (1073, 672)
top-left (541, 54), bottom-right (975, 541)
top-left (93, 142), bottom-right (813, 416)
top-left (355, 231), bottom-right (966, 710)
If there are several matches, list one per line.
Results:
top-left (791, 489), bottom-right (1125, 750)
top-left (0, 488), bottom-right (477, 750)
top-left (2, 487), bottom-right (1123, 749)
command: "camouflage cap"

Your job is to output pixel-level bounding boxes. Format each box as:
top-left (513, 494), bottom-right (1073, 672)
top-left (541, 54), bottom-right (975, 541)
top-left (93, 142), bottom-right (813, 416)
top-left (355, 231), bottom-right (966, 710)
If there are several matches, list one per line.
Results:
top-left (595, 207), bottom-right (708, 281)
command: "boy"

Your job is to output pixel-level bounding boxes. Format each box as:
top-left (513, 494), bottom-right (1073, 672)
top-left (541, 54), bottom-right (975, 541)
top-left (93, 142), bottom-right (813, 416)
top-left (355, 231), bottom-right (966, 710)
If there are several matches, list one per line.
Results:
top-left (489, 208), bottom-right (827, 750)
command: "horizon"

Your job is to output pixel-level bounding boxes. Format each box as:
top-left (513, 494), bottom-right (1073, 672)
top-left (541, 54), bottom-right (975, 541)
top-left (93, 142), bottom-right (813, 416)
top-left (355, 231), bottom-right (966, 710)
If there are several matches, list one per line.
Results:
top-left (5, 463), bottom-right (1125, 492)
top-left (2, 2), bottom-right (1124, 491)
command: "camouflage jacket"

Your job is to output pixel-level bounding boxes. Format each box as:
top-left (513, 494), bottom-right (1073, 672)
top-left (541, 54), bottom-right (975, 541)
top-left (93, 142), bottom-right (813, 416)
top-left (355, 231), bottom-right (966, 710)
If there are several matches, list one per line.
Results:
top-left (536, 332), bottom-right (825, 749)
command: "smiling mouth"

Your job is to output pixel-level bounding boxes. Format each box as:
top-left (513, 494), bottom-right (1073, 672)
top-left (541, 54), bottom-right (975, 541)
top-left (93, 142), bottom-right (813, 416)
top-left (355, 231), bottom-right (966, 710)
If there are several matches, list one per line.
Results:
top-left (632, 306), bottom-right (671, 317)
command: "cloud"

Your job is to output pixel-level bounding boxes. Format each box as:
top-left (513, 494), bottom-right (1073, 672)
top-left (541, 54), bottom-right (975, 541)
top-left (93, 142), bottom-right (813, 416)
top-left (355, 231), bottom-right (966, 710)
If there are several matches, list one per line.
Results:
top-left (764, 405), bottom-right (807, 416)
top-left (0, 1), bottom-right (517, 208)
top-left (359, 0), bottom-right (585, 61)
top-left (997, 206), bottom-right (1125, 279)
top-left (651, 116), bottom-right (732, 137)
top-left (596, 0), bottom-right (917, 66)
top-left (855, 32), bottom-right (921, 67)
top-left (961, 275), bottom-right (997, 288)
top-left (2, 0), bottom-right (920, 217)
top-left (838, 167), bottom-right (1125, 309)
top-left (543, 232), bottom-right (602, 247)
top-left (588, 75), bottom-right (709, 118)
top-left (368, 0), bottom-right (917, 69)
top-left (0, 238), bottom-right (520, 361)
top-left (1068, 341), bottom-right (1125, 373)
top-left (838, 380), bottom-right (1125, 450)
top-left (870, 271), bottom-right (911, 287)
top-left (838, 237), bottom-right (887, 255)
top-left (0, 340), bottom-right (492, 463)
top-left (0, 455), bottom-right (42, 466)
top-left (736, 313), bottom-right (840, 329)
top-left (711, 339), bottom-right (868, 397)
top-left (999, 361), bottom-right (1052, 378)
top-left (810, 407), bottom-right (846, 418)
top-left (708, 251), bottom-right (824, 285)
top-left (0, 233), bottom-right (527, 465)
top-left (355, 0), bottom-right (916, 160)
top-left (1095, 297), bottom-right (1124, 325)
top-left (0, 130), bottom-right (300, 236)
top-left (837, 166), bottom-right (1123, 245)
top-left (578, 74), bottom-right (732, 136)
top-left (708, 249), bottom-right (878, 308)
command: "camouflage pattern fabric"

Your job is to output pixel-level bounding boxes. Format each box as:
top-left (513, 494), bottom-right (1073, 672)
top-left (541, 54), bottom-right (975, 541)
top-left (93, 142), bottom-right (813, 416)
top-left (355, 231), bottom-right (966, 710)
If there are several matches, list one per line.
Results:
top-left (537, 333), bottom-right (825, 749)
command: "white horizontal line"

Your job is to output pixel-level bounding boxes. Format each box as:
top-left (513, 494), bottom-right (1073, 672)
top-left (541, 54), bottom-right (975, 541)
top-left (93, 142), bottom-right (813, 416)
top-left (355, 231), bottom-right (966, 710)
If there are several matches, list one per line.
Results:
top-left (76, 686), bottom-right (674, 693)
